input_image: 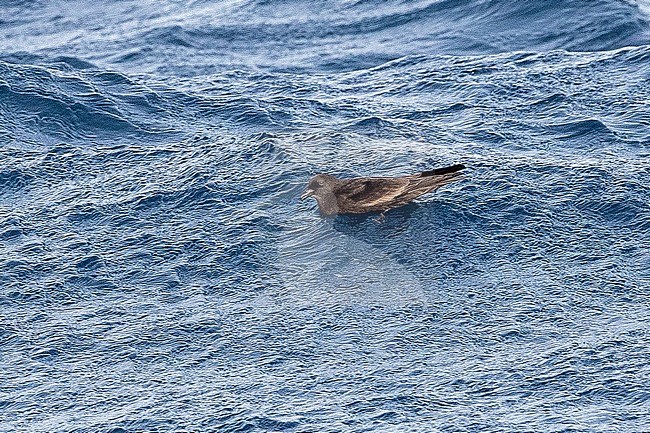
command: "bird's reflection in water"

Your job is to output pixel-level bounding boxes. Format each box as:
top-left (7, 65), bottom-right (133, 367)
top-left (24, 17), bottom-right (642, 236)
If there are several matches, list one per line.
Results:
top-left (329, 200), bottom-right (471, 276)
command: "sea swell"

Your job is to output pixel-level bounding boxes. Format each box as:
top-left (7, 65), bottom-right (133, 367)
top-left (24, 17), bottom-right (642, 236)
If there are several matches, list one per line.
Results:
top-left (1, 0), bottom-right (650, 432)
top-left (2, 0), bottom-right (650, 73)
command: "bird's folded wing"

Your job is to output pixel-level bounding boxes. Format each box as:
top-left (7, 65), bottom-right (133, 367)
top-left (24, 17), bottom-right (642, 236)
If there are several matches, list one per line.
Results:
top-left (338, 177), bottom-right (410, 208)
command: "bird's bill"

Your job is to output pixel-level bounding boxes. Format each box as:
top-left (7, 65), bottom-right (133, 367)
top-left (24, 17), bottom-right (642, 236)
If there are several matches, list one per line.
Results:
top-left (300, 188), bottom-right (314, 200)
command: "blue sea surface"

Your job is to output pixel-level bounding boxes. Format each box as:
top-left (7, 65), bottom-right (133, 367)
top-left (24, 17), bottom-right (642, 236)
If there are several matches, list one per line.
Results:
top-left (1, 1), bottom-right (650, 432)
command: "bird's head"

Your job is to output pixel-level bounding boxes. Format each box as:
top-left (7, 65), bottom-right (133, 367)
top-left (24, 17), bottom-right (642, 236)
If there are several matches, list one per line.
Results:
top-left (301, 174), bottom-right (338, 200)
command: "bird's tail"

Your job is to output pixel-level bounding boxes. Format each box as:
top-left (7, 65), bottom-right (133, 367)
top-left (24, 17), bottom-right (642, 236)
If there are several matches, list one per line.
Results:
top-left (419, 164), bottom-right (466, 177)
top-left (414, 163), bottom-right (466, 191)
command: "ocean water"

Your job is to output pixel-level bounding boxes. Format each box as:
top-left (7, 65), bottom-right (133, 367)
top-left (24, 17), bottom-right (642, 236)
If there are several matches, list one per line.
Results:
top-left (1, 1), bottom-right (650, 432)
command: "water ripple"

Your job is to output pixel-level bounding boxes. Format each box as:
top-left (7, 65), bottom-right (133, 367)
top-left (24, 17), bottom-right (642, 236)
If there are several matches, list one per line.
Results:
top-left (1, 2), bottom-right (650, 432)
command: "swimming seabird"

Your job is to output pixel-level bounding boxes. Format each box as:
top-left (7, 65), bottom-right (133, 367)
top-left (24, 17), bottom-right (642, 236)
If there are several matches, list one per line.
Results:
top-left (301, 164), bottom-right (466, 216)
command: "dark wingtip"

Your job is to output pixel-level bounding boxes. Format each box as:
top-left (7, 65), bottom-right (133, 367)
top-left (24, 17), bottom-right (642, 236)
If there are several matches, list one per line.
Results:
top-left (420, 164), bottom-right (466, 177)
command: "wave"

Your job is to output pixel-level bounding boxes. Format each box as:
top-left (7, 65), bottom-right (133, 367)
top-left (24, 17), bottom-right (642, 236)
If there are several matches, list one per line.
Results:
top-left (1, 3), bottom-right (649, 431)
top-left (1, 0), bottom-right (649, 73)
top-left (0, 60), bottom-right (180, 145)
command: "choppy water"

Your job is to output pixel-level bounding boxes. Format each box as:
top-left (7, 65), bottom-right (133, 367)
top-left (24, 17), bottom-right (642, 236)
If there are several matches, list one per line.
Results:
top-left (2, 1), bottom-right (650, 432)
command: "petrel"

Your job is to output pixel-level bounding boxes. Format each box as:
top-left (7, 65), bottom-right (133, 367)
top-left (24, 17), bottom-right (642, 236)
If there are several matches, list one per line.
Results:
top-left (301, 164), bottom-right (466, 216)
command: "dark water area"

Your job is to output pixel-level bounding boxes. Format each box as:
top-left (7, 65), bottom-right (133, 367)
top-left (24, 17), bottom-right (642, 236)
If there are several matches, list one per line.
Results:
top-left (1, 1), bottom-right (649, 432)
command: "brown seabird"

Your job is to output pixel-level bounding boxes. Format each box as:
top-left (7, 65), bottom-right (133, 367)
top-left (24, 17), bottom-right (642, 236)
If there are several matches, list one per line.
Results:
top-left (301, 164), bottom-right (466, 216)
